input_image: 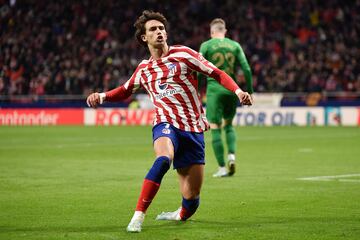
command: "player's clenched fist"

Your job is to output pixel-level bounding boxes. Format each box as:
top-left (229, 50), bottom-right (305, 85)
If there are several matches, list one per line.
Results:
top-left (86, 92), bottom-right (105, 108)
top-left (236, 91), bottom-right (253, 106)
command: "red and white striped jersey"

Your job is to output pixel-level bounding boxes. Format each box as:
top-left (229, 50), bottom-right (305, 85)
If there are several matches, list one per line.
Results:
top-left (105, 45), bottom-right (240, 132)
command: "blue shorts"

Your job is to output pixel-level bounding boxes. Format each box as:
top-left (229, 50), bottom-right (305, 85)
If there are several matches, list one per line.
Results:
top-left (152, 123), bottom-right (205, 169)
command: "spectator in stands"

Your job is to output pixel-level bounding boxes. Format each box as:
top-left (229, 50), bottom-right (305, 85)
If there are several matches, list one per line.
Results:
top-left (0, 0), bottom-right (359, 98)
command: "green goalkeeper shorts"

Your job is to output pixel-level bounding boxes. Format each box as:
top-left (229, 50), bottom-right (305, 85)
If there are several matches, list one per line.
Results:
top-left (206, 89), bottom-right (238, 125)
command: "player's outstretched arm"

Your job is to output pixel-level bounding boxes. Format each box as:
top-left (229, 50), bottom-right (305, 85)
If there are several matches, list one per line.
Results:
top-left (86, 63), bottom-right (143, 108)
top-left (86, 85), bottom-right (132, 108)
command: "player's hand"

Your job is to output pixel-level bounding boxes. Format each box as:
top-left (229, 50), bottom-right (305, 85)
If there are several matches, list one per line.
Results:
top-left (237, 91), bottom-right (253, 106)
top-left (86, 92), bottom-right (104, 108)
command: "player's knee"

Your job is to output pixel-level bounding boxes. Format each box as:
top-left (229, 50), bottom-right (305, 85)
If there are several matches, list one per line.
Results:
top-left (210, 123), bottom-right (221, 129)
top-left (224, 124), bottom-right (234, 132)
top-left (154, 137), bottom-right (175, 161)
top-left (145, 156), bottom-right (171, 184)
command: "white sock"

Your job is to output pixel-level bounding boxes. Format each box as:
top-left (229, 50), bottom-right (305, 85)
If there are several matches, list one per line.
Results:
top-left (228, 153), bottom-right (235, 161)
top-left (219, 166), bottom-right (227, 171)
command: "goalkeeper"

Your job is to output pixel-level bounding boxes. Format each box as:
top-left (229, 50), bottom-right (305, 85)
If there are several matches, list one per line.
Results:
top-left (198, 18), bottom-right (254, 177)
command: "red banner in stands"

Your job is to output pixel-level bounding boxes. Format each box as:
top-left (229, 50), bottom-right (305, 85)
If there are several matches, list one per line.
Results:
top-left (0, 109), bottom-right (84, 125)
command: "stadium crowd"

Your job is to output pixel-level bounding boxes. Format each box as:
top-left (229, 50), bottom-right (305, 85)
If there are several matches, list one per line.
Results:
top-left (1, 0), bottom-right (359, 97)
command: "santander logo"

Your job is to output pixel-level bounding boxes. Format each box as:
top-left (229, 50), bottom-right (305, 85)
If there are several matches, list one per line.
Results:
top-left (0, 110), bottom-right (59, 125)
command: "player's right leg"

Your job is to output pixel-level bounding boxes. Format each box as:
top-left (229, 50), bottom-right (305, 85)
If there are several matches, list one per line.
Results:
top-left (127, 123), bottom-right (176, 232)
top-left (127, 152), bottom-right (171, 232)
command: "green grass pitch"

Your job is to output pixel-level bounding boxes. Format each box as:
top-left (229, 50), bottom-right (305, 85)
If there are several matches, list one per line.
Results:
top-left (0, 126), bottom-right (359, 240)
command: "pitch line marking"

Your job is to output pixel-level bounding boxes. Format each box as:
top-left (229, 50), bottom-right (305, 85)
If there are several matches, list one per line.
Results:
top-left (298, 148), bottom-right (313, 153)
top-left (297, 173), bottom-right (360, 182)
top-left (338, 179), bottom-right (360, 182)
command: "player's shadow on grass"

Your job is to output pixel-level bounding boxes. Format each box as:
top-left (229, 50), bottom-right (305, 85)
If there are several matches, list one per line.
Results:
top-left (144, 215), bottom-right (358, 231)
top-left (3, 216), bottom-right (351, 234)
top-left (145, 219), bottom-right (235, 231)
top-left (0, 220), bottom-right (235, 234)
top-left (0, 225), bottom-right (121, 233)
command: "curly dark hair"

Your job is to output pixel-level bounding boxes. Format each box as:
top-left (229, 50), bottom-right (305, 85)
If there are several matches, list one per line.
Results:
top-left (134, 10), bottom-right (168, 47)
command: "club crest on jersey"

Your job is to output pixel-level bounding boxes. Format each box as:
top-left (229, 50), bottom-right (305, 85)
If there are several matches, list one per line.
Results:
top-left (162, 128), bottom-right (171, 134)
top-left (167, 63), bottom-right (177, 75)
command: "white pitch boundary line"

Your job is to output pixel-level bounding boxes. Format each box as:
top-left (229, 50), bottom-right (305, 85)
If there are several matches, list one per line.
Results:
top-left (339, 179), bottom-right (360, 182)
top-left (297, 173), bottom-right (360, 182)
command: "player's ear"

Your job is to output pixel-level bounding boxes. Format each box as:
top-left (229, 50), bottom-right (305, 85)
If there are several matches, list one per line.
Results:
top-left (141, 34), bottom-right (147, 43)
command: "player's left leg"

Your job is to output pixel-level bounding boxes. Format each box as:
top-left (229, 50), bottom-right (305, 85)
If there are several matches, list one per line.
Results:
top-left (223, 94), bottom-right (238, 176)
top-left (156, 130), bottom-right (204, 221)
top-left (156, 164), bottom-right (203, 221)
top-left (177, 164), bottom-right (203, 220)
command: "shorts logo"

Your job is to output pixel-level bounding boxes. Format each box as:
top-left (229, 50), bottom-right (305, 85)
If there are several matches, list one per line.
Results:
top-left (162, 128), bottom-right (171, 134)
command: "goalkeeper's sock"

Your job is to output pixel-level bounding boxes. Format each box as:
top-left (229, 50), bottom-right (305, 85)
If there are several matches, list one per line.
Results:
top-left (135, 156), bottom-right (170, 212)
top-left (179, 196), bottom-right (200, 220)
top-left (224, 124), bottom-right (236, 154)
top-left (211, 128), bottom-right (225, 167)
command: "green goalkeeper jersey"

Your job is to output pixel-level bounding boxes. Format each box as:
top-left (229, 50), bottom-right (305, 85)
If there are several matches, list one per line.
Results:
top-left (198, 37), bottom-right (253, 94)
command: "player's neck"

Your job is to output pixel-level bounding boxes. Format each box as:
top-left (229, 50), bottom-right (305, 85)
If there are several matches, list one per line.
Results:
top-left (211, 33), bottom-right (225, 39)
top-left (149, 43), bottom-right (169, 60)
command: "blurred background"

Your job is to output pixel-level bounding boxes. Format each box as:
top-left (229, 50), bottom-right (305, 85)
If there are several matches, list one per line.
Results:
top-left (0, 0), bottom-right (359, 122)
top-left (1, 2), bottom-right (359, 239)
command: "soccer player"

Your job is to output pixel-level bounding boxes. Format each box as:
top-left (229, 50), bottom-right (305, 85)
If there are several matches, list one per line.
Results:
top-left (86, 11), bottom-right (253, 233)
top-left (198, 18), bottom-right (254, 177)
